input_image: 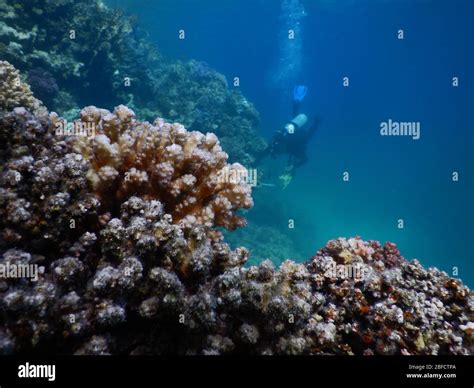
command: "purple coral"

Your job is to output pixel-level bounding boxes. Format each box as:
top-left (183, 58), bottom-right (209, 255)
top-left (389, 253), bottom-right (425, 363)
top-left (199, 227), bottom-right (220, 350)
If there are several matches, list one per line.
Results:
top-left (27, 68), bottom-right (59, 102)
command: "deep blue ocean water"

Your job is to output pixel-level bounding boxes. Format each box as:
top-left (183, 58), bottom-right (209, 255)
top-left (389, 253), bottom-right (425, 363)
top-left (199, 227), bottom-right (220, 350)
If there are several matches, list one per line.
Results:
top-left (107, 0), bottom-right (473, 286)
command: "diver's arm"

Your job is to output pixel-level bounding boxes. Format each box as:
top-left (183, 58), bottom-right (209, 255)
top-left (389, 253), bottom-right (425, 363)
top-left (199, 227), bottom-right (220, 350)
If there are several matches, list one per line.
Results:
top-left (254, 131), bottom-right (285, 166)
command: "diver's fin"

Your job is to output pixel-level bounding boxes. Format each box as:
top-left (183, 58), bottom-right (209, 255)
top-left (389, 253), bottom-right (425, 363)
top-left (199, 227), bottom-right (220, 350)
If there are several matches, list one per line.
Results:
top-left (293, 85), bottom-right (308, 102)
top-left (279, 173), bottom-right (293, 189)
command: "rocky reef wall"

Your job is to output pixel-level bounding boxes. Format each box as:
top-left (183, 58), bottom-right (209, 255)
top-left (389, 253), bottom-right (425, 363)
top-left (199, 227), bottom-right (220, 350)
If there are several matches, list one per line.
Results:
top-left (0, 0), bottom-right (266, 165)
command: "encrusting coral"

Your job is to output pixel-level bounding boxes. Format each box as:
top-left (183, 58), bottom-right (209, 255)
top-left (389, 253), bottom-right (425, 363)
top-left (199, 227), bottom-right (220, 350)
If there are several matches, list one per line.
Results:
top-left (0, 62), bottom-right (472, 355)
top-left (305, 238), bottom-right (473, 355)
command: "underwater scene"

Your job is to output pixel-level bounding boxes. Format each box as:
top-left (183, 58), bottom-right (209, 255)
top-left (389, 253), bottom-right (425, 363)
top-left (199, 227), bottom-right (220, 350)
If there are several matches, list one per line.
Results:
top-left (0, 0), bottom-right (473, 358)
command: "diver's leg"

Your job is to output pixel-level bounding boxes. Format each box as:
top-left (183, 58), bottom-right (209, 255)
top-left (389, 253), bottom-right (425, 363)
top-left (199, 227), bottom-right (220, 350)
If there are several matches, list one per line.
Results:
top-left (285, 154), bottom-right (307, 179)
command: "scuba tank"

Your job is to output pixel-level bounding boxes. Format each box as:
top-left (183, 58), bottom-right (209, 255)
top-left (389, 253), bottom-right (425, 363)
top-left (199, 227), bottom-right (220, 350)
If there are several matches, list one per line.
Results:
top-left (291, 113), bottom-right (308, 128)
top-left (285, 113), bottom-right (308, 134)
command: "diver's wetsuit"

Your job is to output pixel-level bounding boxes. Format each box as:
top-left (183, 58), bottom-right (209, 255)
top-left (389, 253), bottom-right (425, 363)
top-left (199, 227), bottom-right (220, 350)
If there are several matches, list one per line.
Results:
top-left (255, 100), bottom-right (318, 174)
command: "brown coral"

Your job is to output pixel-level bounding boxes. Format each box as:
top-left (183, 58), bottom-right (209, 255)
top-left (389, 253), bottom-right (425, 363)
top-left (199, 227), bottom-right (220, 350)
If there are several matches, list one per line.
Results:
top-left (71, 105), bottom-right (253, 232)
top-left (0, 61), bottom-right (46, 115)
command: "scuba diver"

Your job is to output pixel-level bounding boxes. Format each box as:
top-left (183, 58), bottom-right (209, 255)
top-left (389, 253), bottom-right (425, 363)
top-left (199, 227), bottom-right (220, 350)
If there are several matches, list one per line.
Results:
top-left (255, 85), bottom-right (319, 188)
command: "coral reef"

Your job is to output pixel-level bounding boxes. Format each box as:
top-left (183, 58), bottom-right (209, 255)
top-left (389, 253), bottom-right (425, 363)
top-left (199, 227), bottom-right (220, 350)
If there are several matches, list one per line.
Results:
top-left (0, 0), bottom-right (148, 108)
top-left (0, 0), bottom-right (266, 164)
top-left (0, 64), bottom-right (472, 355)
top-left (146, 59), bottom-right (267, 165)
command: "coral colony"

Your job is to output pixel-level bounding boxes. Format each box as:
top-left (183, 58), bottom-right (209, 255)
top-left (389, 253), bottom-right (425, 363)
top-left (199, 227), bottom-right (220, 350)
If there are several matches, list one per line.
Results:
top-left (0, 60), bottom-right (472, 355)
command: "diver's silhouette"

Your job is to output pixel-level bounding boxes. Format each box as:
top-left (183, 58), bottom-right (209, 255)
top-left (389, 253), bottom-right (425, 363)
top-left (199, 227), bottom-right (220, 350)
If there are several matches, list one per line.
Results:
top-left (255, 86), bottom-right (319, 187)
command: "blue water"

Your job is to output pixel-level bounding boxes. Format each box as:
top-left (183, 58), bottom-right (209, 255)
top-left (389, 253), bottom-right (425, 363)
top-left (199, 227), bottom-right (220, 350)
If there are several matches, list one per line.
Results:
top-left (108, 0), bottom-right (473, 285)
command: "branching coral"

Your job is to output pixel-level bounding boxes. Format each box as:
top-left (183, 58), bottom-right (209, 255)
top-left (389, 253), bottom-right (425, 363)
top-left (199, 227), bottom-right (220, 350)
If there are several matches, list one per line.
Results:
top-left (71, 105), bottom-right (253, 232)
top-left (0, 61), bottom-right (45, 116)
top-left (0, 106), bottom-right (100, 254)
